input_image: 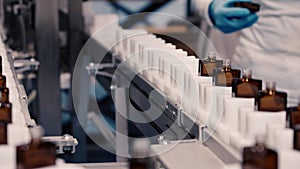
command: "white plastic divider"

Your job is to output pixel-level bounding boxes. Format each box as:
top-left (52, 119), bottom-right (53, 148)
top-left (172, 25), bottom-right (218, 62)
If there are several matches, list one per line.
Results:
top-left (148, 43), bottom-right (176, 83)
top-left (117, 29), bottom-right (148, 60)
top-left (245, 110), bottom-right (286, 140)
top-left (216, 94), bottom-right (232, 121)
top-left (204, 86), bottom-right (232, 129)
top-left (140, 38), bottom-right (166, 78)
top-left (7, 124), bottom-right (31, 146)
top-left (0, 145), bottom-right (16, 169)
top-left (152, 49), bottom-right (178, 90)
top-left (198, 76), bottom-right (213, 109)
top-left (278, 149), bottom-right (300, 169)
top-left (162, 58), bottom-right (183, 102)
top-left (273, 128), bottom-right (293, 150)
top-left (266, 124), bottom-right (293, 150)
top-left (187, 73), bottom-right (201, 118)
top-left (238, 108), bottom-right (254, 136)
top-left (215, 122), bottom-right (231, 144)
top-left (223, 98), bottom-right (255, 132)
top-left (229, 131), bottom-right (255, 153)
top-left (129, 34), bottom-right (157, 68)
top-left (180, 57), bottom-right (199, 112)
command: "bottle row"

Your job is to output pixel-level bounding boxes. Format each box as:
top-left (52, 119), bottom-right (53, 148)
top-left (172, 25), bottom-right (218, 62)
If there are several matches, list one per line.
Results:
top-left (0, 55), bottom-right (57, 169)
top-left (113, 29), bottom-right (300, 169)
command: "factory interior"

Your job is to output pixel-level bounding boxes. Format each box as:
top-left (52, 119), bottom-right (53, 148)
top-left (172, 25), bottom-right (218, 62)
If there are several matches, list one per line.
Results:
top-left (0, 0), bottom-right (300, 169)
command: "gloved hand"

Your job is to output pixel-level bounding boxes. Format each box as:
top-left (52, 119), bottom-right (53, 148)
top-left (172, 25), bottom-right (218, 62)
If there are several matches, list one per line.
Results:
top-left (209, 0), bottom-right (259, 33)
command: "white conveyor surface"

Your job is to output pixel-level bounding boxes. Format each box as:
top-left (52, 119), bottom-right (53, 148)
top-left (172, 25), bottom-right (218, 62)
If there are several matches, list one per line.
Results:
top-left (151, 142), bottom-right (226, 169)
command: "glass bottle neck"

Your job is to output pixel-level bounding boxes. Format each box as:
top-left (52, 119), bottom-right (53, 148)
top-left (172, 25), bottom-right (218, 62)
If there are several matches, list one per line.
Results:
top-left (266, 87), bottom-right (276, 95)
top-left (0, 88), bottom-right (9, 103)
top-left (222, 65), bottom-right (231, 71)
top-left (242, 69), bottom-right (252, 81)
top-left (207, 56), bottom-right (216, 62)
top-left (265, 81), bottom-right (276, 94)
top-left (242, 75), bottom-right (251, 82)
top-left (254, 134), bottom-right (267, 152)
top-left (207, 51), bottom-right (217, 61)
top-left (31, 138), bottom-right (41, 146)
top-left (254, 142), bottom-right (266, 152)
top-left (222, 59), bottom-right (231, 71)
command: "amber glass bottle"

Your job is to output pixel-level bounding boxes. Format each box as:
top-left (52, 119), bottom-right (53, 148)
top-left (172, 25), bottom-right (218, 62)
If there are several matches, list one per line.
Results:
top-left (255, 81), bottom-right (287, 112)
top-left (287, 98), bottom-right (300, 128)
top-left (17, 126), bottom-right (56, 169)
top-left (0, 87), bottom-right (12, 124)
top-left (232, 69), bottom-right (262, 98)
top-left (213, 59), bottom-right (241, 86)
top-left (0, 122), bottom-right (7, 144)
top-left (129, 139), bottom-right (154, 169)
top-left (0, 56), bottom-right (1, 70)
top-left (243, 135), bottom-right (278, 169)
top-left (293, 124), bottom-right (300, 151)
top-left (130, 158), bottom-right (149, 169)
top-left (0, 56), bottom-right (6, 88)
top-left (199, 51), bottom-right (223, 76)
top-left (0, 87), bottom-right (10, 145)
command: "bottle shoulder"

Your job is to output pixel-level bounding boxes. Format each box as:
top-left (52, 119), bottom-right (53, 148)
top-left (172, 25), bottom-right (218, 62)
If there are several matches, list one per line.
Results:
top-left (249, 78), bottom-right (262, 82)
top-left (276, 91), bottom-right (287, 97)
top-left (258, 90), bottom-right (287, 97)
top-left (213, 67), bottom-right (239, 73)
top-left (243, 145), bottom-right (277, 156)
top-left (0, 101), bottom-right (12, 108)
top-left (287, 106), bottom-right (299, 113)
top-left (17, 141), bottom-right (55, 151)
top-left (202, 59), bottom-right (223, 64)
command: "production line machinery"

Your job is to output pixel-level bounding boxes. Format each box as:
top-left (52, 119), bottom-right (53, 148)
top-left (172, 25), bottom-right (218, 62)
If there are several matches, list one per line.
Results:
top-left (81, 14), bottom-right (300, 169)
top-left (0, 36), bottom-right (85, 169)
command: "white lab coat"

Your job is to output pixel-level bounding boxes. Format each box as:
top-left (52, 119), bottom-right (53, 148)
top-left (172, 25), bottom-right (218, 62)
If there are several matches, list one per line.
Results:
top-left (194, 0), bottom-right (300, 106)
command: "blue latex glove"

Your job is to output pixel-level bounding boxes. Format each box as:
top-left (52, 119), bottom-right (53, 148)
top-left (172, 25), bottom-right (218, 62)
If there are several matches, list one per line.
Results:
top-left (209, 0), bottom-right (259, 33)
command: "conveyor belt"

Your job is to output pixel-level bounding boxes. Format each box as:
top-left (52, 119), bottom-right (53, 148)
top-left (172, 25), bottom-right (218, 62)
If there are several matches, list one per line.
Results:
top-left (0, 38), bottom-right (86, 169)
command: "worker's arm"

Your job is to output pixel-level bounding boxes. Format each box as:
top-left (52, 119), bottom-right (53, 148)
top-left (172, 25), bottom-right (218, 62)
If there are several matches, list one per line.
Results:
top-left (193, 0), bottom-right (258, 34)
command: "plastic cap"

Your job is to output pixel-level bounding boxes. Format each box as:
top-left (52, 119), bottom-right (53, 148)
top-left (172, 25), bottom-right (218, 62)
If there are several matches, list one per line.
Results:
top-left (265, 81), bottom-right (276, 90)
top-left (255, 134), bottom-right (266, 144)
top-left (223, 59), bottom-right (231, 67)
top-left (242, 69), bottom-right (252, 78)
top-left (29, 126), bottom-right (44, 140)
top-left (207, 50), bottom-right (217, 60)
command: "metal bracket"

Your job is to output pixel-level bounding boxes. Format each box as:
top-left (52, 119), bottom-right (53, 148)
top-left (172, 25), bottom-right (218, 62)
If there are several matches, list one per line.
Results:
top-left (177, 108), bottom-right (183, 127)
top-left (14, 57), bottom-right (40, 73)
top-left (86, 53), bottom-right (117, 76)
top-left (42, 134), bottom-right (78, 154)
top-left (17, 84), bottom-right (37, 127)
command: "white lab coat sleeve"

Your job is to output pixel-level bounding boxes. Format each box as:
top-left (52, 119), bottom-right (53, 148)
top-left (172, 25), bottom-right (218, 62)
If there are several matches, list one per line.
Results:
top-left (193, 0), bottom-right (214, 27)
